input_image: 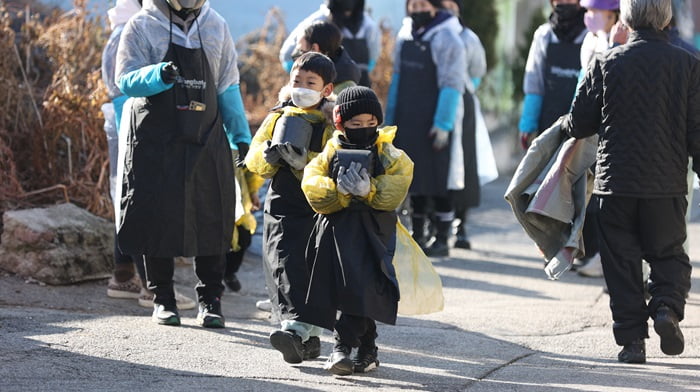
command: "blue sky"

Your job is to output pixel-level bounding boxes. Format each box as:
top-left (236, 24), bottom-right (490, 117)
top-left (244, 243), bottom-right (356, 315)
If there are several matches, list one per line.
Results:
top-left (48, 0), bottom-right (407, 39)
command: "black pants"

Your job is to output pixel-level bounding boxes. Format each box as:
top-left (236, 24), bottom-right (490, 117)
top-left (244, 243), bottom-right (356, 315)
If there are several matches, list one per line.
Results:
top-left (581, 195), bottom-right (600, 257)
top-left (114, 230), bottom-right (146, 280)
top-left (597, 196), bottom-right (692, 345)
top-left (334, 313), bottom-right (377, 348)
top-left (225, 228), bottom-right (252, 276)
top-left (144, 254), bottom-right (225, 307)
top-left (412, 195), bottom-right (453, 219)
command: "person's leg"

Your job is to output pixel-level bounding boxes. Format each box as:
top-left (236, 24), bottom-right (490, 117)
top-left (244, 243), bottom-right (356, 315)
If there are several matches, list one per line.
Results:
top-left (454, 206), bottom-right (471, 249)
top-left (224, 227), bottom-right (251, 292)
top-left (353, 318), bottom-right (379, 373)
top-left (424, 196), bottom-right (454, 257)
top-left (640, 197), bottom-right (690, 355)
top-left (107, 233), bottom-right (141, 299)
top-left (596, 196), bottom-right (647, 362)
top-left (325, 314), bottom-right (365, 375)
top-left (577, 195), bottom-right (604, 277)
top-left (144, 255), bottom-right (179, 326)
top-left (271, 320), bottom-right (323, 363)
top-left (193, 254), bottom-right (226, 328)
top-left (410, 195), bottom-right (429, 248)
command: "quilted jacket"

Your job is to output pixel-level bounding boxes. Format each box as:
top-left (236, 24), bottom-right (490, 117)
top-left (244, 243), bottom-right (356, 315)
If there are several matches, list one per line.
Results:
top-left (562, 29), bottom-right (700, 197)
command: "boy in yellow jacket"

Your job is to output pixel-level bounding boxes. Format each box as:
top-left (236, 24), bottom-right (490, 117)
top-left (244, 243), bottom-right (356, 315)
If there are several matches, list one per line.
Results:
top-left (245, 52), bottom-right (336, 364)
top-left (301, 86), bottom-right (414, 375)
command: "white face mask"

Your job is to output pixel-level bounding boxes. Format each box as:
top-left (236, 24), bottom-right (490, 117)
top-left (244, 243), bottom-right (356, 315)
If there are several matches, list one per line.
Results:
top-left (291, 87), bottom-right (323, 108)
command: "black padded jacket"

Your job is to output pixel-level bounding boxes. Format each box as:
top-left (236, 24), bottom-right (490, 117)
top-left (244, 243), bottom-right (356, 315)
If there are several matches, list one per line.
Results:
top-left (562, 29), bottom-right (700, 197)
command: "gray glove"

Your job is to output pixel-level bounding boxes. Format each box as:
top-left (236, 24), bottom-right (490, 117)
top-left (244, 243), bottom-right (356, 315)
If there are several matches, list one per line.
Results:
top-left (429, 125), bottom-right (450, 151)
top-left (337, 162), bottom-right (371, 197)
top-left (263, 140), bottom-right (281, 164)
top-left (336, 166), bottom-right (351, 195)
top-left (278, 142), bottom-right (307, 170)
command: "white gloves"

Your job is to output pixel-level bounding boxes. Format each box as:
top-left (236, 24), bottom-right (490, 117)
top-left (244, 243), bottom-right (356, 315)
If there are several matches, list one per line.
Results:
top-left (336, 162), bottom-right (371, 198)
top-left (429, 126), bottom-right (450, 151)
top-left (263, 140), bottom-right (281, 164)
top-left (278, 142), bottom-right (308, 170)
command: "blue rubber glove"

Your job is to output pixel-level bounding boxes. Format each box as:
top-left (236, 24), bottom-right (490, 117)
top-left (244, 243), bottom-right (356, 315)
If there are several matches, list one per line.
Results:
top-left (112, 94), bottom-right (128, 132)
top-left (518, 93), bottom-right (543, 134)
top-left (433, 87), bottom-right (461, 131)
top-left (367, 59), bottom-right (377, 73)
top-left (472, 77), bottom-right (482, 90)
top-left (282, 60), bottom-right (294, 73)
top-left (118, 62), bottom-right (174, 98)
top-left (218, 84), bottom-right (252, 149)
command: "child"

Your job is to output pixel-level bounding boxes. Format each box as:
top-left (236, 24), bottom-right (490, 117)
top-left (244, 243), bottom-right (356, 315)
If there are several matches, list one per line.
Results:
top-left (245, 52), bottom-right (337, 364)
top-left (301, 86), bottom-right (414, 375)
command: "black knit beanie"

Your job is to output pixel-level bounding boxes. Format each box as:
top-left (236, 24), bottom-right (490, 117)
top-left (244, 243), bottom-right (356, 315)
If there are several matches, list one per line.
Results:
top-left (334, 86), bottom-right (384, 126)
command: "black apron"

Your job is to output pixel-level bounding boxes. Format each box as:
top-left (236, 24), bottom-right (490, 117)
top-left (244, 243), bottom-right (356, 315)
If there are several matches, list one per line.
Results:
top-left (118, 20), bottom-right (235, 257)
top-left (342, 36), bottom-right (371, 87)
top-left (452, 89), bottom-right (480, 212)
top-left (393, 39), bottom-right (451, 197)
top-left (262, 115), bottom-right (326, 323)
top-left (538, 38), bottom-right (582, 132)
top-left (303, 152), bottom-right (399, 330)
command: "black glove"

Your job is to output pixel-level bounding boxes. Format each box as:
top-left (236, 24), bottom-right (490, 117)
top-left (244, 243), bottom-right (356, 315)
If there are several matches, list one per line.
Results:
top-left (235, 143), bottom-right (249, 168)
top-left (161, 61), bottom-right (179, 84)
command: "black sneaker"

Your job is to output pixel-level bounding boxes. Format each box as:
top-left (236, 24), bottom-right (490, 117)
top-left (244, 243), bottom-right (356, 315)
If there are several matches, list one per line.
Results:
top-left (324, 344), bottom-right (353, 376)
top-left (454, 235), bottom-right (471, 250)
top-left (303, 336), bottom-right (321, 360)
top-left (269, 330), bottom-right (304, 364)
top-left (223, 274), bottom-right (242, 292)
top-left (424, 241), bottom-right (449, 257)
top-left (617, 339), bottom-right (646, 364)
top-left (152, 304), bottom-right (180, 326)
top-left (197, 299), bottom-right (225, 328)
top-left (352, 345), bottom-right (379, 373)
top-left (654, 304), bottom-right (684, 355)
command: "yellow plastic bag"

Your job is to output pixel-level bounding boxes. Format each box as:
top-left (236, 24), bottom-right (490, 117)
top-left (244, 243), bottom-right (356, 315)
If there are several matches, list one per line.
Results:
top-left (393, 222), bottom-right (444, 315)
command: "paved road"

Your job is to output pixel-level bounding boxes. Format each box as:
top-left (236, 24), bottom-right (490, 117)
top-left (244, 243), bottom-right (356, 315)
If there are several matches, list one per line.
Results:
top-left (1, 178), bottom-right (698, 391)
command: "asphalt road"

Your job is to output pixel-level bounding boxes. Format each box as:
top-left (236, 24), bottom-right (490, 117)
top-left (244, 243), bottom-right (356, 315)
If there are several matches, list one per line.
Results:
top-left (1, 178), bottom-right (698, 391)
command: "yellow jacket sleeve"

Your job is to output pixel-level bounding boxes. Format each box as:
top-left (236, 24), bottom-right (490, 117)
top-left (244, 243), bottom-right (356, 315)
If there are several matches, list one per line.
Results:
top-left (301, 140), bottom-right (352, 214)
top-left (245, 112), bottom-right (281, 179)
top-left (365, 143), bottom-right (414, 211)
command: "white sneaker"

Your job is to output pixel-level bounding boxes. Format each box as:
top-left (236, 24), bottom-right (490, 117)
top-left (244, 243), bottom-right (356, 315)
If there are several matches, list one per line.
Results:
top-left (139, 288), bottom-right (197, 310)
top-left (577, 253), bottom-right (604, 278)
top-left (255, 299), bottom-right (272, 312)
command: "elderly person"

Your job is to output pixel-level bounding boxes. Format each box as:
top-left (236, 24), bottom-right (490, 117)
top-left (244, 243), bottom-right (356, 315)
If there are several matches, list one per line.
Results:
top-left (562, 0), bottom-right (700, 364)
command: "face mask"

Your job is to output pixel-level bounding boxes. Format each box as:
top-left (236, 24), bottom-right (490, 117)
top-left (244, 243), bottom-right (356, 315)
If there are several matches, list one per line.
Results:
top-left (291, 87), bottom-right (323, 108)
top-left (344, 126), bottom-right (378, 146)
top-left (584, 11), bottom-right (608, 34)
top-left (410, 11), bottom-right (434, 30)
top-left (553, 4), bottom-right (579, 20)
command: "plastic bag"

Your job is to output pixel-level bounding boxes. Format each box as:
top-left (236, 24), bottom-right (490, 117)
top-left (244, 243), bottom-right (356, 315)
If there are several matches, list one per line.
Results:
top-left (474, 97), bottom-right (498, 185)
top-left (392, 222), bottom-right (444, 315)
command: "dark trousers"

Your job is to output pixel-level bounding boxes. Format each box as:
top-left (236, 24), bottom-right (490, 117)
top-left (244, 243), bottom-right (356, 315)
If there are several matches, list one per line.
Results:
top-left (581, 195), bottom-right (600, 257)
top-left (114, 230), bottom-right (146, 281)
top-left (597, 196), bottom-right (692, 345)
top-left (144, 254), bottom-right (225, 307)
top-left (334, 313), bottom-right (378, 348)
top-left (225, 228), bottom-right (252, 277)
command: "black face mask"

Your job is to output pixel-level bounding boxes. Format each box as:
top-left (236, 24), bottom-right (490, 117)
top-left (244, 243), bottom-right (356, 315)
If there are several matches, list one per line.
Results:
top-left (550, 4), bottom-right (585, 42)
top-left (344, 126), bottom-right (378, 147)
top-left (410, 11), bottom-right (434, 30)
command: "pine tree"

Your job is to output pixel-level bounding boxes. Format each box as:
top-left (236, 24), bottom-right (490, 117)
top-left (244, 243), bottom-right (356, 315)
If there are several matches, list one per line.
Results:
top-left (461, 1), bottom-right (499, 71)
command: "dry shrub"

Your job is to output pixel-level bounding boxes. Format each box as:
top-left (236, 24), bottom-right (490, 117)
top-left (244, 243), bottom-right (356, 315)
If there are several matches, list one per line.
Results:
top-left (0, 0), bottom-right (109, 218)
top-left (237, 8), bottom-right (289, 130)
top-left (368, 22), bottom-right (395, 106)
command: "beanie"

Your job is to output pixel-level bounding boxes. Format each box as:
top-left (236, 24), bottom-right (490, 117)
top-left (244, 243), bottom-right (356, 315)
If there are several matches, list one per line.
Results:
top-left (334, 86), bottom-right (384, 127)
top-left (580, 0), bottom-right (619, 10)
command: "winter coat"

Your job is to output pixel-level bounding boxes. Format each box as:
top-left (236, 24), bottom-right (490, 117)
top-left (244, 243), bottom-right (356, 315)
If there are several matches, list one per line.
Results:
top-left (505, 120), bottom-right (597, 280)
top-left (300, 127), bottom-right (413, 329)
top-left (562, 29), bottom-right (700, 198)
top-left (279, 3), bottom-right (381, 74)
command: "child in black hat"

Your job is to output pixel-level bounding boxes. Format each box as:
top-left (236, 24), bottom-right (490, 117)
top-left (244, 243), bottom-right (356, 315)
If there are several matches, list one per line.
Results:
top-left (301, 86), bottom-right (414, 375)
